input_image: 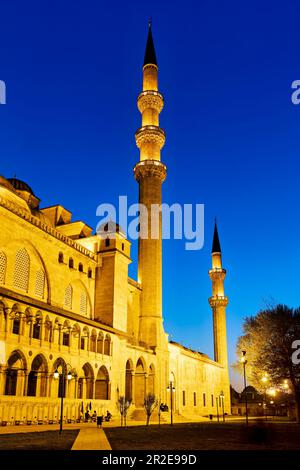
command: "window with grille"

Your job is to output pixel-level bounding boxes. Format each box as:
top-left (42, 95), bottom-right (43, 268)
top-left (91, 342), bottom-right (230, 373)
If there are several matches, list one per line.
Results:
top-left (13, 248), bottom-right (30, 291)
top-left (12, 318), bottom-right (20, 335)
top-left (0, 251), bottom-right (6, 284)
top-left (33, 322), bottom-right (41, 339)
top-left (62, 332), bottom-right (70, 346)
top-left (80, 291), bottom-right (87, 315)
top-left (64, 285), bottom-right (72, 309)
top-left (35, 270), bottom-right (45, 298)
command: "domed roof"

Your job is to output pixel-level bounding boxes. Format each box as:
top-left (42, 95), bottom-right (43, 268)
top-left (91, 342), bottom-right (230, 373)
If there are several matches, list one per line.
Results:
top-left (7, 177), bottom-right (35, 195)
top-left (0, 175), bottom-right (15, 192)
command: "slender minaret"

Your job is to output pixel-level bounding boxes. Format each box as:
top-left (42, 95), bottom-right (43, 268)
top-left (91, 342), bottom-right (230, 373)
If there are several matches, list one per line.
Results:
top-left (134, 23), bottom-right (166, 347)
top-left (208, 221), bottom-right (229, 368)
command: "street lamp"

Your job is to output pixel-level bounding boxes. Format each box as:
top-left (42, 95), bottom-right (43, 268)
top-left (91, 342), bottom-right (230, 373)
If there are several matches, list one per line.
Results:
top-left (166, 381), bottom-right (175, 426)
top-left (53, 363), bottom-right (73, 434)
top-left (261, 374), bottom-right (268, 421)
top-left (219, 391), bottom-right (225, 422)
top-left (241, 350), bottom-right (248, 425)
top-left (216, 395), bottom-right (220, 422)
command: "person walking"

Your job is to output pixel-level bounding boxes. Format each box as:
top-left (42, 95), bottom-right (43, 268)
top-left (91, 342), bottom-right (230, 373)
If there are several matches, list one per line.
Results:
top-left (97, 414), bottom-right (103, 428)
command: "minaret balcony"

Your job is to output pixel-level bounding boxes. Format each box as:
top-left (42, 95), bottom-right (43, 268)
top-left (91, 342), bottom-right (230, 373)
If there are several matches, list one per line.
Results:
top-left (135, 125), bottom-right (166, 149)
top-left (209, 268), bottom-right (226, 281)
top-left (137, 91), bottom-right (164, 114)
top-left (209, 295), bottom-right (228, 308)
top-left (134, 159), bottom-right (167, 183)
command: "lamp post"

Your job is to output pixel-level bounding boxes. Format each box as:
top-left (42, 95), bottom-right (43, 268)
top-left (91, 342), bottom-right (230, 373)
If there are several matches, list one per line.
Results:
top-left (167, 381), bottom-right (175, 426)
top-left (216, 395), bottom-right (220, 422)
top-left (220, 391), bottom-right (225, 422)
top-left (261, 375), bottom-right (268, 422)
top-left (241, 350), bottom-right (248, 425)
top-left (53, 363), bottom-right (73, 434)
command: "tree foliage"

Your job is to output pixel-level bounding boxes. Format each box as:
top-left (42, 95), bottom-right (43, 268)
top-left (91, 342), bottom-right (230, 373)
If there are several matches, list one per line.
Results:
top-left (234, 304), bottom-right (300, 421)
top-left (116, 396), bottom-right (132, 427)
top-left (144, 393), bottom-right (158, 426)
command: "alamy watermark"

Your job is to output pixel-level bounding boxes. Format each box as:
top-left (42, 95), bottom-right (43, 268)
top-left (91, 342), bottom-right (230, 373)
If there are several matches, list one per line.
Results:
top-left (291, 340), bottom-right (300, 365)
top-left (96, 196), bottom-right (204, 251)
top-left (0, 80), bottom-right (6, 104)
top-left (291, 80), bottom-right (300, 105)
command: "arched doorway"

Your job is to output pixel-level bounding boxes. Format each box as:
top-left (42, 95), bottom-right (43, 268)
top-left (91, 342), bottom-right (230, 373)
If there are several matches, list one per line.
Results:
top-left (78, 363), bottom-right (94, 399)
top-left (95, 366), bottom-right (110, 400)
top-left (52, 357), bottom-right (67, 398)
top-left (27, 354), bottom-right (48, 397)
top-left (125, 360), bottom-right (133, 401)
top-left (135, 358), bottom-right (146, 407)
top-left (5, 350), bottom-right (27, 396)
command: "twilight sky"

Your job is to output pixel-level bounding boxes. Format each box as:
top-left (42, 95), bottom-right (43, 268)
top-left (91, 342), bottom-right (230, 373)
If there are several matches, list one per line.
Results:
top-left (1, 0), bottom-right (300, 390)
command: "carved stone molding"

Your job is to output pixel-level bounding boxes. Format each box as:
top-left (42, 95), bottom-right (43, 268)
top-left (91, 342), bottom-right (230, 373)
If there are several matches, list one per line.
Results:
top-left (208, 296), bottom-right (229, 308)
top-left (137, 91), bottom-right (164, 114)
top-left (134, 160), bottom-right (167, 183)
top-left (135, 125), bottom-right (166, 150)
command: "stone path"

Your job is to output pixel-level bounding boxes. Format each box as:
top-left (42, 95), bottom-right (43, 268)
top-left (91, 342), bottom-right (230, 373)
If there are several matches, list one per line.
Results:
top-left (71, 426), bottom-right (111, 450)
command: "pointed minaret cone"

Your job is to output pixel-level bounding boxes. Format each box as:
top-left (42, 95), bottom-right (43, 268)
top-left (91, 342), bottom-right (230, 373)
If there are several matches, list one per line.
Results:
top-left (134, 24), bottom-right (166, 347)
top-left (144, 22), bottom-right (157, 66)
top-left (211, 221), bottom-right (222, 270)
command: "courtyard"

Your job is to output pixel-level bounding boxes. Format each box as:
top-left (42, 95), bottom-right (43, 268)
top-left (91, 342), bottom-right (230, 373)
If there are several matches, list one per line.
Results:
top-left (0, 420), bottom-right (299, 451)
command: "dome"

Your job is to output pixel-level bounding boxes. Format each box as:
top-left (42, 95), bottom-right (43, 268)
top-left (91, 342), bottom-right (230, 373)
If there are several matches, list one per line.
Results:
top-left (0, 175), bottom-right (15, 192)
top-left (7, 177), bottom-right (35, 195)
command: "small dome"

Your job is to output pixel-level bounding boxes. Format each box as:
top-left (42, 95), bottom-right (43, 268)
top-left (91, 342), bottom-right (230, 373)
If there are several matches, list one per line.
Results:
top-left (0, 175), bottom-right (15, 192)
top-left (7, 177), bottom-right (35, 195)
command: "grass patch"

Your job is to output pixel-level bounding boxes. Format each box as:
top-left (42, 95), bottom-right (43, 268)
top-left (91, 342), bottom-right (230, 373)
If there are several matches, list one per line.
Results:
top-left (0, 429), bottom-right (80, 450)
top-left (105, 422), bottom-right (300, 450)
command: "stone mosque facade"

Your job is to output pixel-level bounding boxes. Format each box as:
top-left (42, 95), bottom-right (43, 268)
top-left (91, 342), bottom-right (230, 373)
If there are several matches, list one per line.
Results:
top-left (0, 25), bottom-right (231, 425)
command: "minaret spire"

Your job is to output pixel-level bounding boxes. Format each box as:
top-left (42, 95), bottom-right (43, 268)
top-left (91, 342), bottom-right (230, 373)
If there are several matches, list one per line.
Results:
top-left (134, 24), bottom-right (166, 347)
top-left (144, 21), bottom-right (157, 66)
top-left (212, 220), bottom-right (221, 254)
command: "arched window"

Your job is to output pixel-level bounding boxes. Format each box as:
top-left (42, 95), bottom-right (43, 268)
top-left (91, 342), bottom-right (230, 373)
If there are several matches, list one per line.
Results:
top-left (103, 335), bottom-right (111, 356)
top-left (13, 248), bottom-right (30, 291)
top-left (78, 263), bottom-right (83, 272)
top-left (97, 332), bottom-right (104, 354)
top-left (12, 318), bottom-right (20, 335)
top-left (58, 252), bottom-right (64, 263)
top-left (80, 291), bottom-right (87, 315)
top-left (0, 251), bottom-right (7, 285)
top-left (90, 330), bottom-right (97, 352)
top-left (69, 258), bottom-right (74, 269)
top-left (32, 321), bottom-right (41, 340)
top-left (64, 285), bottom-right (73, 309)
top-left (35, 270), bottom-right (45, 298)
top-left (88, 268), bottom-right (92, 279)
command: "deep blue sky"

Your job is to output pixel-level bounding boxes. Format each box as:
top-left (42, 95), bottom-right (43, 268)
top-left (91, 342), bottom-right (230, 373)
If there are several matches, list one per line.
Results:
top-left (1, 0), bottom-right (300, 390)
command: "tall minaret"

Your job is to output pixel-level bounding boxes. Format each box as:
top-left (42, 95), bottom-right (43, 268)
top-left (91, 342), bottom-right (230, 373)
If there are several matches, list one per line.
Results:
top-left (134, 23), bottom-right (166, 347)
top-left (208, 222), bottom-right (229, 368)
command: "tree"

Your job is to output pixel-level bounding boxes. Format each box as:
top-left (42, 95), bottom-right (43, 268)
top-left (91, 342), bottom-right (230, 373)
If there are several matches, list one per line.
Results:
top-left (144, 393), bottom-right (158, 426)
top-left (116, 396), bottom-right (132, 427)
top-left (234, 304), bottom-right (300, 422)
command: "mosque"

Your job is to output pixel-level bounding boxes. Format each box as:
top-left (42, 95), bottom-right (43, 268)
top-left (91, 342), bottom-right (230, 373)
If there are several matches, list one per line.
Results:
top-left (0, 24), bottom-right (231, 425)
